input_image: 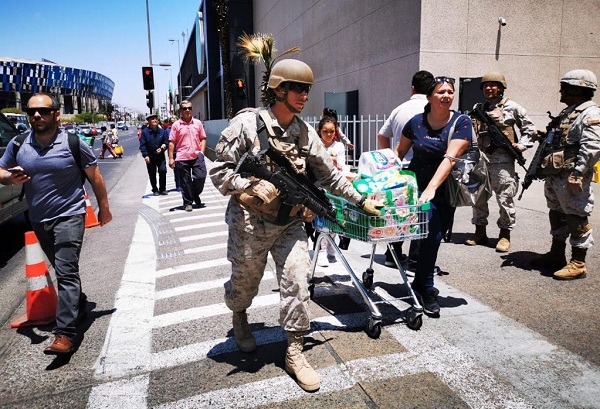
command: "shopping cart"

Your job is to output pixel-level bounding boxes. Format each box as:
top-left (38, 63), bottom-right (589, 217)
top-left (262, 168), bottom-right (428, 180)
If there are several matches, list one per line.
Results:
top-left (309, 193), bottom-right (430, 338)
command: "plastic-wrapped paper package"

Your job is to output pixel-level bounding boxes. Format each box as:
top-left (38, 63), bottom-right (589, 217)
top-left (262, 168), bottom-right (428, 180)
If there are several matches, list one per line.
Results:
top-left (358, 149), bottom-right (400, 177)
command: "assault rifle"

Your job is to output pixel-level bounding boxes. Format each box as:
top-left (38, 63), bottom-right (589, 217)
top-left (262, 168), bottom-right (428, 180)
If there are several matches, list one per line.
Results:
top-left (518, 111), bottom-right (561, 200)
top-left (235, 148), bottom-right (339, 226)
top-left (470, 103), bottom-right (527, 172)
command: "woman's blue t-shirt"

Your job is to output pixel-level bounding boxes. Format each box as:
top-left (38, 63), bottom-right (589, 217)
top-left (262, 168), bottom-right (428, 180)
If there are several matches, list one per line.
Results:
top-left (402, 111), bottom-right (472, 198)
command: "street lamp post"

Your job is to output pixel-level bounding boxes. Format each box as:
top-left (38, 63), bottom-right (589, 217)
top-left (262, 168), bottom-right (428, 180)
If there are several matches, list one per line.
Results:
top-left (169, 38), bottom-right (182, 110)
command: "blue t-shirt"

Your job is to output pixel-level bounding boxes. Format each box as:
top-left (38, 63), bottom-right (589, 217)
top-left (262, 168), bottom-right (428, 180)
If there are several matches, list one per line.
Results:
top-left (402, 111), bottom-right (472, 197)
top-left (0, 130), bottom-right (97, 222)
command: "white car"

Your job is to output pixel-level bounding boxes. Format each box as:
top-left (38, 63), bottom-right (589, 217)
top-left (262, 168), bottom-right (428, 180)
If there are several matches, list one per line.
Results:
top-left (116, 121), bottom-right (129, 130)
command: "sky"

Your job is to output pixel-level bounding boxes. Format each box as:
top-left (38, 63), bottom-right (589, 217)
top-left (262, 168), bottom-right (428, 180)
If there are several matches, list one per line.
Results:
top-left (1, 0), bottom-right (202, 114)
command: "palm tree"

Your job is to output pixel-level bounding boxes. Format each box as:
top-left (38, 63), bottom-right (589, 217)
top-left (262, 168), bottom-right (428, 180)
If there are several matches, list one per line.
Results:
top-left (236, 33), bottom-right (300, 107)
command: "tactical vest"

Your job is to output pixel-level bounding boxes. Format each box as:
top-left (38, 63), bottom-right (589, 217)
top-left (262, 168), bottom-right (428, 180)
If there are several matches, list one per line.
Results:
top-left (485, 98), bottom-right (517, 143)
top-left (254, 108), bottom-right (311, 176)
top-left (557, 100), bottom-right (598, 147)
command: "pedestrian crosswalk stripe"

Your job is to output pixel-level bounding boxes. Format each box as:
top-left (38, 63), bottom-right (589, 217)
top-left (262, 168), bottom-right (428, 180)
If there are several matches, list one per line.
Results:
top-left (174, 221), bottom-right (226, 232)
top-left (153, 293), bottom-right (281, 328)
top-left (179, 230), bottom-right (228, 242)
top-left (155, 258), bottom-right (230, 278)
top-left (155, 271), bottom-right (275, 300)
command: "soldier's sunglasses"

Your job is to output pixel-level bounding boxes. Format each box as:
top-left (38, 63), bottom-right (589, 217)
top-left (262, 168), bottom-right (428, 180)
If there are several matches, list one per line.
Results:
top-left (286, 82), bottom-right (311, 94)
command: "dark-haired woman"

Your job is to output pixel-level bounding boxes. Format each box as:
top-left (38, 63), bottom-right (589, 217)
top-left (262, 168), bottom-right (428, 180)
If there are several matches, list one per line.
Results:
top-left (395, 76), bottom-right (471, 317)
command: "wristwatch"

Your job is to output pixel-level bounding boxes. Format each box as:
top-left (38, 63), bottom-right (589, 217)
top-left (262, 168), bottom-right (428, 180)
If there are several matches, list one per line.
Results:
top-left (356, 196), bottom-right (366, 208)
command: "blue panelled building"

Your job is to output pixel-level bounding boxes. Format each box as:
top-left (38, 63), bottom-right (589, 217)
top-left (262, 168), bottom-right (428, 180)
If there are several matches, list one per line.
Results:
top-left (0, 57), bottom-right (114, 114)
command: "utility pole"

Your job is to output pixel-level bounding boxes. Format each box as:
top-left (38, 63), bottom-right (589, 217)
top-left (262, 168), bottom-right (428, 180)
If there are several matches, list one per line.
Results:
top-left (145, 0), bottom-right (154, 113)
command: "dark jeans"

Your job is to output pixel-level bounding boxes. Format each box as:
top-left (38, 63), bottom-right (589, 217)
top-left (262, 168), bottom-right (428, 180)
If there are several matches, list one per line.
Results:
top-left (32, 214), bottom-right (85, 339)
top-left (173, 150), bottom-right (181, 189)
top-left (146, 156), bottom-right (167, 192)
top-left (176, 154), bottom-right (207, 206)
top-left (412, 200), bottom-right (455, 291)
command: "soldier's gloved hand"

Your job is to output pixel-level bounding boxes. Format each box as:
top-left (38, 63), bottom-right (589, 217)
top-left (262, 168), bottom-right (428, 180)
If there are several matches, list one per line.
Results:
top-left (360, 198), bottom-right (385, 216)
top-left (567, 172), bottom-right (584, 195)
top-left (244, 180), bottom-right (279, 204)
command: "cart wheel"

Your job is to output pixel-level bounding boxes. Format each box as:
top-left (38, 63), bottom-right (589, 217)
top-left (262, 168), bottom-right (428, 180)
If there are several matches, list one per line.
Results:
top-left (365, 317), bottom-right (381, 339)
top-left (406, 308), bottom-right (423, 330)
top-left (362, 270), bottom-right (374, 288)
top-left (308, 282), bottom-right (315, 299)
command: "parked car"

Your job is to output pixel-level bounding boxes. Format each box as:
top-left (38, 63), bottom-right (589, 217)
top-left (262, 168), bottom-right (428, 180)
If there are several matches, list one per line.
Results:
top-left (0, 112), bottom-right (29, 224)
top-left (4, 113), bottom-right (30, 134)
top-left (116, 121), bottom-right (128, 130)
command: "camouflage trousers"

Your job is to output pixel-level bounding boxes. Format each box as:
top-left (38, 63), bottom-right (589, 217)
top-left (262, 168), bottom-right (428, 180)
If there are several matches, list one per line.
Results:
top-left (471, 161), bottom-right (518, 230)
top-left (223, 201), bottom-right (311, 332)
top-left (544, 172), bottom-right (594, 248)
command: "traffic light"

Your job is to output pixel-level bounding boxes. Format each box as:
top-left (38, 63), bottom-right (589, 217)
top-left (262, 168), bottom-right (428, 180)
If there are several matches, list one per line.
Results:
top-left (146, 91), bottom-right (154, 109)
top-left (235, 78), bottom-right (246, 97)
top-left (142, 66), bottom-right (155, 90)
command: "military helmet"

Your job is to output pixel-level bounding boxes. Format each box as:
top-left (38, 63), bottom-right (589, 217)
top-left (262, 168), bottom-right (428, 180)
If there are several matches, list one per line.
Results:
top-left (560, 69), bottom-right (597, 90)
top-left (480, 72), bottom-right (507, 89)
top-left (267, 59), bottom-right (314, 89)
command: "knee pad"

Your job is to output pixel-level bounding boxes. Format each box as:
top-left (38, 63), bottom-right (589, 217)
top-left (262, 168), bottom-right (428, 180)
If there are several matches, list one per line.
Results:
top-left (566, 214), bottom-right (591, 239)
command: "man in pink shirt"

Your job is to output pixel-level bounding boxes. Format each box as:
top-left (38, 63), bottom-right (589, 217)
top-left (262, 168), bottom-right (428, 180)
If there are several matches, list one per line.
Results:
top-left (168, 100), bottom-right (207, 211)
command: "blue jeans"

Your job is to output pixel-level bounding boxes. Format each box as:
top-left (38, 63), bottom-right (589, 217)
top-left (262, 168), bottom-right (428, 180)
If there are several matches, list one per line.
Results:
top-left (32, 214), bottom-right (85, 339)
top-left (413, 200), bottom-right (455, 291)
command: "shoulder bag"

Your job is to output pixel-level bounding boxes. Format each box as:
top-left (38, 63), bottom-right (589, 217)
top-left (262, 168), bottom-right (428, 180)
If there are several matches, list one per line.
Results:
top-left (443, 115), bottom-right (492, 207)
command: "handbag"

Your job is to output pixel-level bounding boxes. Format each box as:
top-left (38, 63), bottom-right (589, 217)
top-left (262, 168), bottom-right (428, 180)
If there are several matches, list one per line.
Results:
top-left (113, 144), bottom-right (124, 156)
top-left (443, 115), bottom-right (492, 207)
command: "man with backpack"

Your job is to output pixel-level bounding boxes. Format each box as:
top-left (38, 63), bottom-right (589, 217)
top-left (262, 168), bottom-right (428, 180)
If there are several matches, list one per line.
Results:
top-left (0, 93), bottom-right (112, 355)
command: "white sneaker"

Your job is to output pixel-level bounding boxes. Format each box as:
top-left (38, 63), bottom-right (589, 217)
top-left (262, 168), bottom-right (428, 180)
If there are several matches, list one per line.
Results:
top-left (317, 251), bottom-right (329, 267)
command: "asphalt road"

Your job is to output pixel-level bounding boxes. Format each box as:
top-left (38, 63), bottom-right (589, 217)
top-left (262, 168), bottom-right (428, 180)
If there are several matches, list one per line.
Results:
top-left (0, 143), bottom-right (598, 408)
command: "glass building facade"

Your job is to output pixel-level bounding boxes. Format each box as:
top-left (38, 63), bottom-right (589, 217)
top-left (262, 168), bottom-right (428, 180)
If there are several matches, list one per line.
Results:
top-left (0, 58), bottom-right (114, 114)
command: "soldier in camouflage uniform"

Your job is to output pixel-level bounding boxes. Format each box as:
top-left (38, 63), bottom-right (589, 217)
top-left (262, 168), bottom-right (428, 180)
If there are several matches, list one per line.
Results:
top-left (530, 69), bottom-right (600, 280)
top-left (466, 72), bottom-right (537, 252)
top-left (209, 59), bottom-right (382, 392)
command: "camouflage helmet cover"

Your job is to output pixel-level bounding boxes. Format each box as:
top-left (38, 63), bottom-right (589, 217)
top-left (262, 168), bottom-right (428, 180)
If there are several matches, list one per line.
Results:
top-left (267, 59), bottom-right (314, 89)
top-left (560, 69), bottom-right (597, 90)
top-left (481, 72), bottom-right (507, 89)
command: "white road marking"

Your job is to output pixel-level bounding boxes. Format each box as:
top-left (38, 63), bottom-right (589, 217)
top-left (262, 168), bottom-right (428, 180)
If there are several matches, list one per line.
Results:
top-left (153, 293), bottom-right (281, 328)
top-left (86, 375), bottom-right (149, 409)
top-left (91, 216), bottom-right (155, 380)
top-left (183, 242), bottom-right (226, 254)
top-left (174, 221), bottom-right (226, 232)
top-left (179, 230), bottom-right (228, 242)
top-left (155, 258), bottom-right (230, 278)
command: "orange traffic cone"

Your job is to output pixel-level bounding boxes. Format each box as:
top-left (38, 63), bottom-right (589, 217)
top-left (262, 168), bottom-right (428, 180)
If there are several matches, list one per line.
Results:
top-left (11, 231), bottom-right (58, 328)
top-left (84, 188), bottom-right (100, 228)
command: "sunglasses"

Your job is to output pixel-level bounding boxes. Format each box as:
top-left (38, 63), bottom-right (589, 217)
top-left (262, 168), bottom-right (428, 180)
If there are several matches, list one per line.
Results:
top-left (286, 82), bottom-right (311, 94)
top-left (181, 107), bottom-right (193, 111)
top-left (26, 107), bottom-right (55, 116)
top-left (433, 76), bottom-right (455, 85)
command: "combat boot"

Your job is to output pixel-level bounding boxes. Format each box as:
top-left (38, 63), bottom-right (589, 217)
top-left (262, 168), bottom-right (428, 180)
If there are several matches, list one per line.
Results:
top-left (232, 311), bottom-right (256, 353)
top-left (495, 228), bottom-right (510, 253)
top-left (553, 247), bottom-right (587, 280)
top-left (530, 239), bottom-right (567, 269)
top-left (285, 332), bottom-right (320, 392)
top-left (465, 225), bottom-right (488, 246)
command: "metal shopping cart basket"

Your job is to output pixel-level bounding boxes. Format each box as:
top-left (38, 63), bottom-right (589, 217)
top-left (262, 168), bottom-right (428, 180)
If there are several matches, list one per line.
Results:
top-left (310, 193), bottom-right (430, 338)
